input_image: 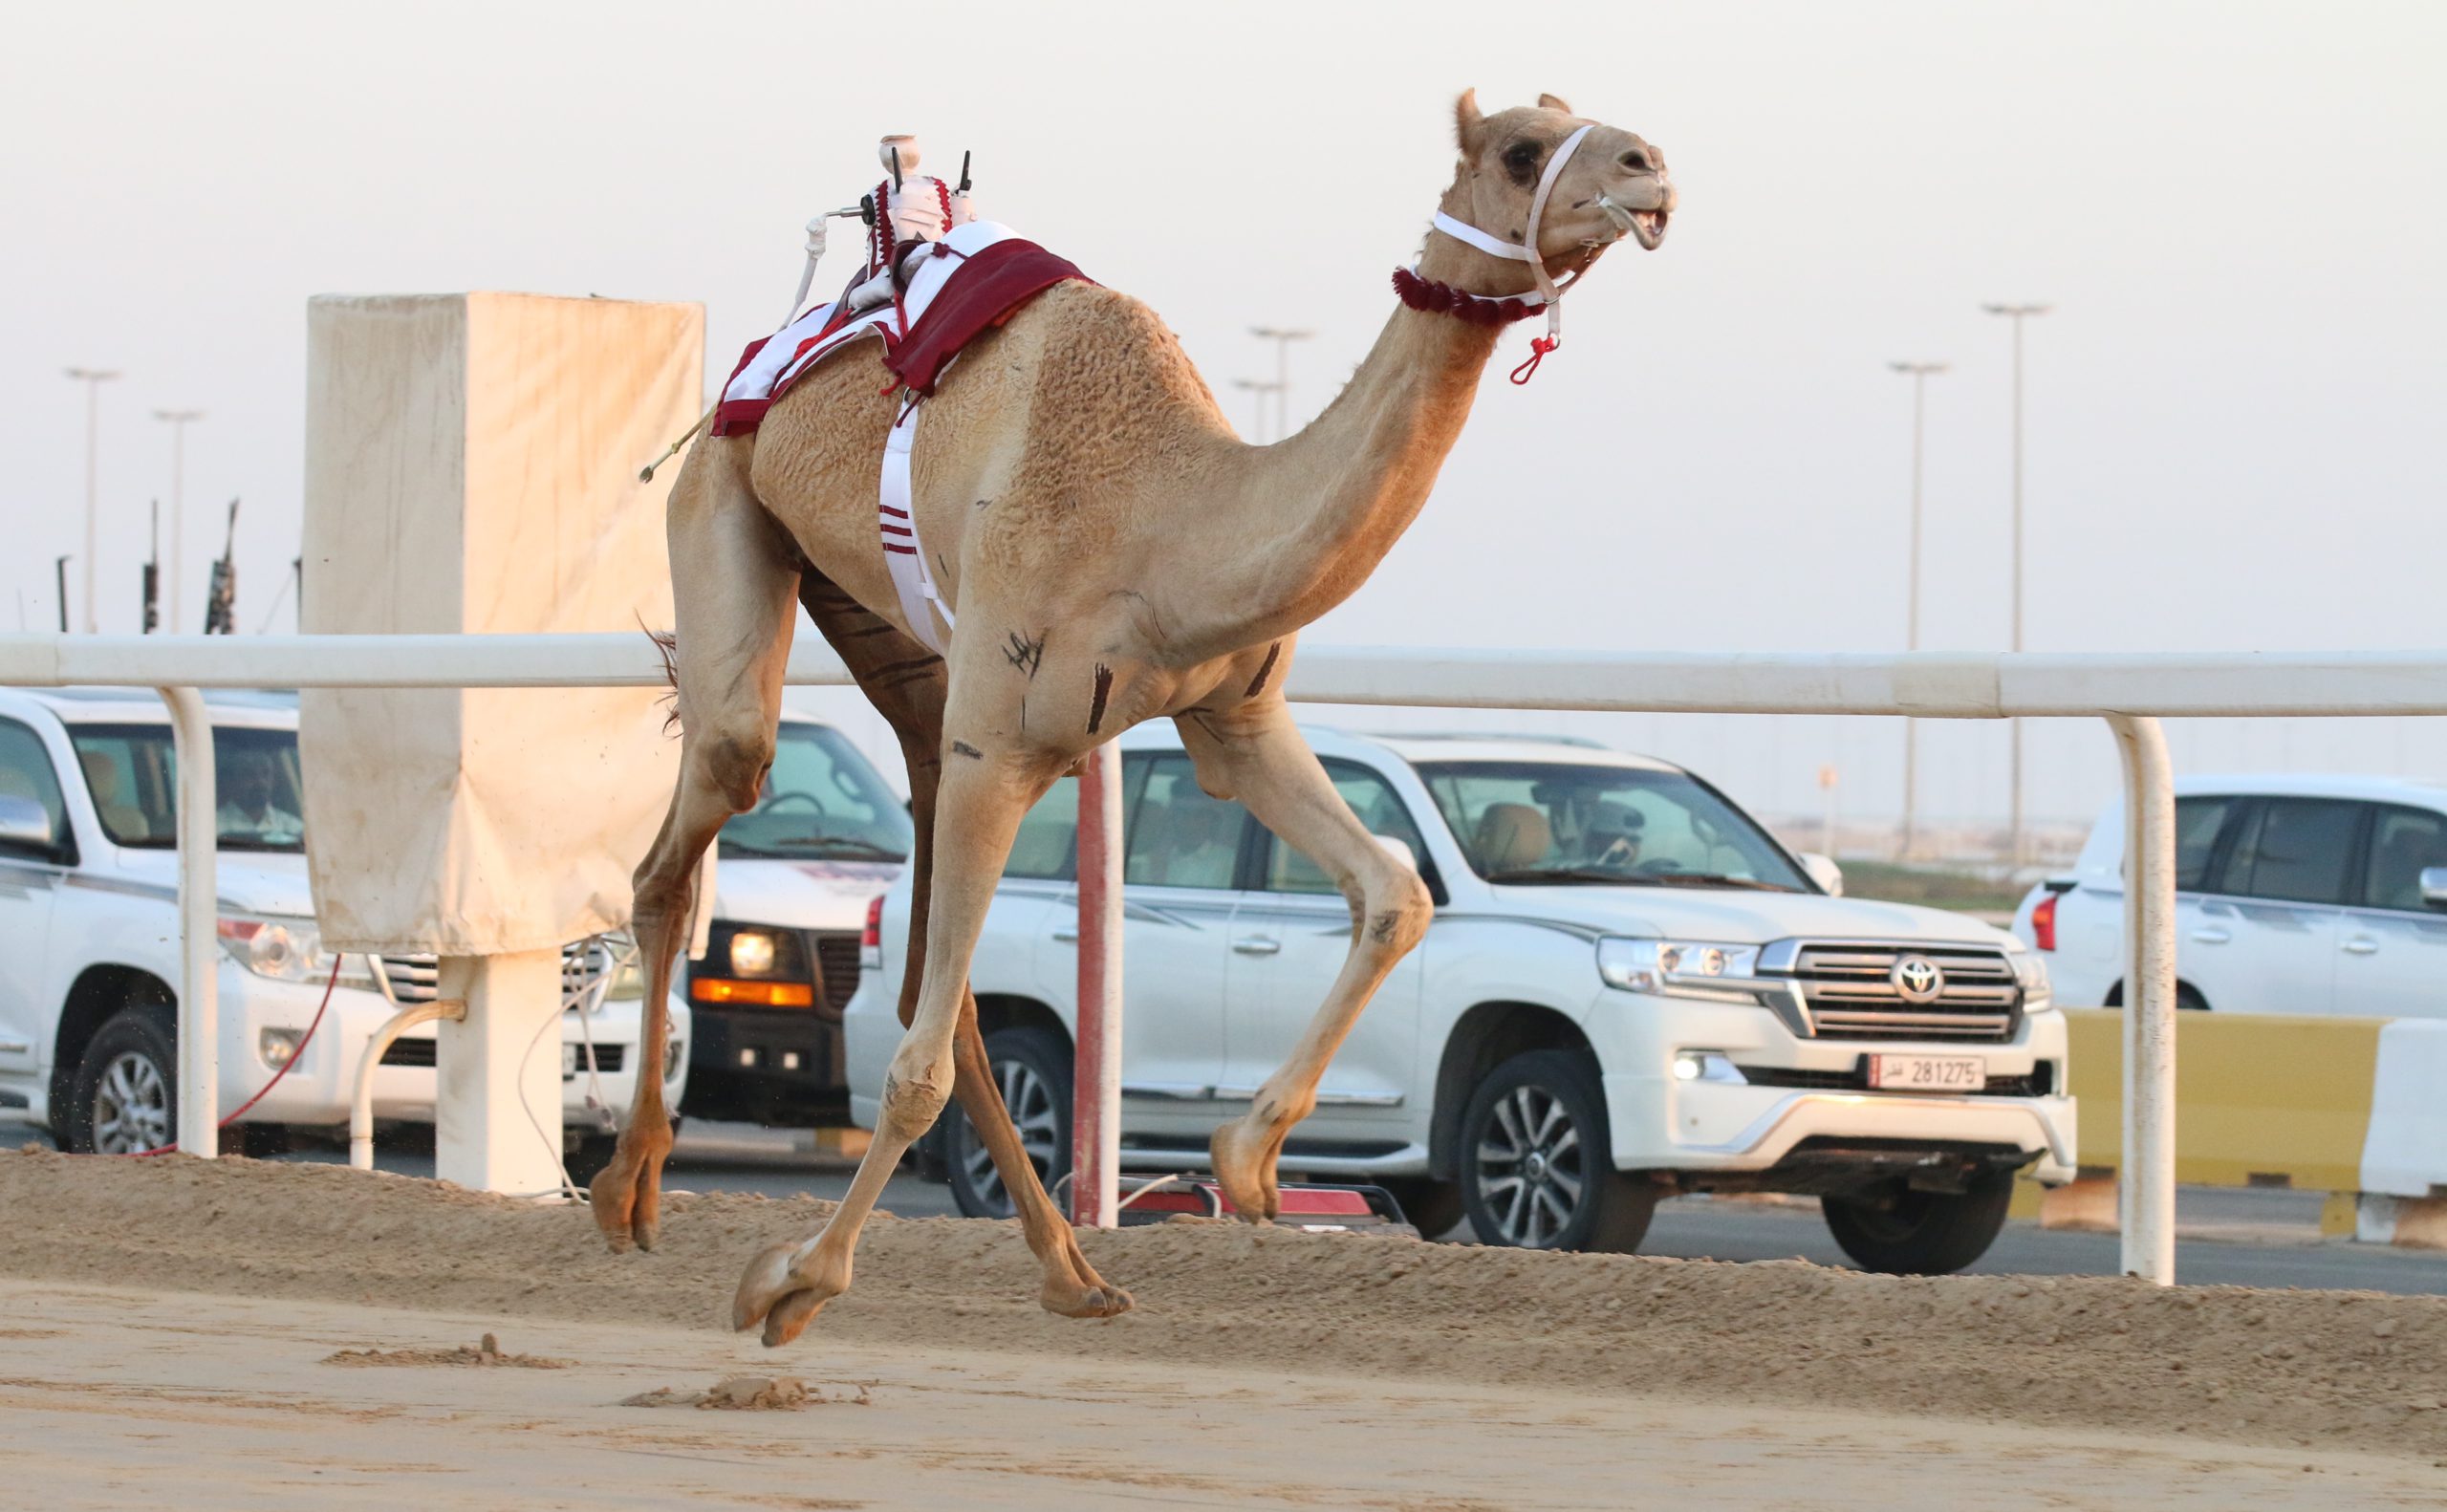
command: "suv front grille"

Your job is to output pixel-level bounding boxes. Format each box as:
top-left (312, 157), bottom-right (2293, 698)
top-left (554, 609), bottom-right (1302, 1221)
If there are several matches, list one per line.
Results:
top-left (812, 932), bottom-right (863, 1013)
top-left (1770, 941), bottom-right (2021, 1042)
top-left (376, 936), bottom-right (629, 1005)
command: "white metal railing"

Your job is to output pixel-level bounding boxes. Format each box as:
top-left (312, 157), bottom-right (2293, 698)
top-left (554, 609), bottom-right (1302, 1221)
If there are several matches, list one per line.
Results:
top-left (9, 631), bottom-right (2443, 1283)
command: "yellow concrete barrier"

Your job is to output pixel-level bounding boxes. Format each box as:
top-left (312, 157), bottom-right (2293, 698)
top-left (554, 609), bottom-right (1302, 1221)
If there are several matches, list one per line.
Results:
top-left (2056, 1006), bottom-right (2384, 1192)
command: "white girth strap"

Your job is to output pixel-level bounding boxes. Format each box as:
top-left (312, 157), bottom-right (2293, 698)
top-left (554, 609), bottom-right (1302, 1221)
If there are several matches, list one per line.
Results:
top-left (879, 400), bottom-right (955, 655)
top-left (1428, 121), bottom-right (1596, 349)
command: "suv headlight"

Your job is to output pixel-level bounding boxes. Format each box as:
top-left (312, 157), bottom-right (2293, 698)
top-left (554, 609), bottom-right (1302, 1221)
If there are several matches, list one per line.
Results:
top-left (1597, 938), bottom-right (1765, 999)
top-left (217, 915), bottom-right (371, 988)
top-left (2008, 946), bottom-right (2052, 1009)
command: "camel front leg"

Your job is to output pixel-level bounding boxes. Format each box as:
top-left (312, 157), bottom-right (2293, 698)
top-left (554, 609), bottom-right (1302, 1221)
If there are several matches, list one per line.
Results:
top-left (1177, 699), bottom-right (1433, 1220)
top-left (734, 743), bottom-right (1063, 1346)
top-left (794, 572), bottom-right (1129, 1319)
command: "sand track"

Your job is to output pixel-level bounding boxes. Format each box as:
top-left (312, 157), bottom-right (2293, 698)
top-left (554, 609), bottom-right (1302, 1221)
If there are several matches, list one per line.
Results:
top-left (6, 1149), bottom-right (2447, 1464)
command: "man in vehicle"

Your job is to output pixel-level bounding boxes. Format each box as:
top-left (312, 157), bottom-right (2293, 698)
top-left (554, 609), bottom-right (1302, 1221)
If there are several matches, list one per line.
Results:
top-left (217, 746), bottom-right (304, 844)
top-left (1539, 778), bottom-right (1646, 870)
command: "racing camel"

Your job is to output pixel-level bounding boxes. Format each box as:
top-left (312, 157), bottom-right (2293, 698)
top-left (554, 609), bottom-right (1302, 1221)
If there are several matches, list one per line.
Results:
top-left (588, 91), bottom-right (1678, 1346)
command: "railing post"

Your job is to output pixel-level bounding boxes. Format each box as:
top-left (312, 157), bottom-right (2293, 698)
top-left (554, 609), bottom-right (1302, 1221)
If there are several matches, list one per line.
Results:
top-left (1071, 743), bottom-right (1124, 1227)
top-left (2107, 713), bottom-right (2176, 1283)
top-left (159, 686), bottom-right (219, 1157)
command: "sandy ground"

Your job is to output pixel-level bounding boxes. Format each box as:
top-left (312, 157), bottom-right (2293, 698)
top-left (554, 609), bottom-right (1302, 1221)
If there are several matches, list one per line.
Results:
top-left (10, 1281), bottom-right (2447, 1511)
top-left (8, 1151), bottom-right (2447, 1507)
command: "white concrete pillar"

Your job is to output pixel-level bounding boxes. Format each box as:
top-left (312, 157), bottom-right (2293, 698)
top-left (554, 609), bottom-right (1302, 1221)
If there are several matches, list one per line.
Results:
top-left (434, 949), bottom-right (565, 1195)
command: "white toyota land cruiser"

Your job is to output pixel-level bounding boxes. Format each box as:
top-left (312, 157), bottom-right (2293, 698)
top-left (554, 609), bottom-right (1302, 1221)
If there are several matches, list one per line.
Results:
top-left (847, 728), bottom-right (2074, 1273)
top-left (0, 687), bottom-right (683, 1171)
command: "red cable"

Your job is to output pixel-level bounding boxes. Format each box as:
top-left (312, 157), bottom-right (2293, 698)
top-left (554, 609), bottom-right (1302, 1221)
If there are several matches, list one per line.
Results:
top-left (114, 955), bottom-right (343, 1157)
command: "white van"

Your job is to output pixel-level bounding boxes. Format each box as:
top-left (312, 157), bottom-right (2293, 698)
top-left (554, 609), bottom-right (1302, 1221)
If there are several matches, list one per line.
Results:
top-left (676, 712), bottom-right (910, 1128)
top-left (2014, 774), bottom-right (2447, 1016)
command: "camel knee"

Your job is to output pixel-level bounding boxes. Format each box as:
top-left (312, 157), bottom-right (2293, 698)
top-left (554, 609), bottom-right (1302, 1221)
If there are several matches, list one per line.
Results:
top-left (877, 1055), bottom-right (954, 1143)
top-left (696, 720), bottom-right (776, 811)
top-left (1354, 868), bottom-right (1433, 956)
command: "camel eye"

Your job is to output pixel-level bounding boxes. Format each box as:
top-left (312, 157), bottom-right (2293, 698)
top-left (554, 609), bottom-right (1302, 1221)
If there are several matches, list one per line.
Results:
top-left (1502, 140), bottom-right (1544, 185)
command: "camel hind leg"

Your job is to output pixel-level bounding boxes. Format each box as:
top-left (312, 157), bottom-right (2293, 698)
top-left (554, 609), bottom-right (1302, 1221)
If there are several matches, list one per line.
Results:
top-left (792, 572), bottom-right (1129, 1319)
top-left (1175, 696), bottom-right (1433, 1220)
top-left (592, 436), bottom-right (800, 1253)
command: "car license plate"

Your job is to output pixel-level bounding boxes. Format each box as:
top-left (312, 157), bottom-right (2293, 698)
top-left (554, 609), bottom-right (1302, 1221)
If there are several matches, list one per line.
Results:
top-left (1869, 1054), bottom-right (1985, 1091)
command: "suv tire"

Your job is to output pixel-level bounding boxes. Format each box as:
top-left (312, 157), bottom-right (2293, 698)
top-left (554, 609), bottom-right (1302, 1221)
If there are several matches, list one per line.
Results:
top-left (944, 1026), bottom-right (1072, 1220)
top-left (1459, 1048), bottom-right (1657, 1253)
top-left (1821, 1165), bottom-right (2015, 1275)
top-left (67, 1005), bottom-right (178, 1156)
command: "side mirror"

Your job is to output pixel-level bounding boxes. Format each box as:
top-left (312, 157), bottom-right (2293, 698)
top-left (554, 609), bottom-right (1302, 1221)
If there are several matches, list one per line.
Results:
top-left (1799, 852), bottom-right (1844, 896)
top-left (2422, 867), bottom-right (2447, 911)
top-left (0, 795), bottom-right (55, 854)
top-left (1373, 833), bottom-right (1418, 871)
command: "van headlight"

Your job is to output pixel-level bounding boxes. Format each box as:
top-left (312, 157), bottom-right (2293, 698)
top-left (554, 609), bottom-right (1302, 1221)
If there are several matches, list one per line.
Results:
top-left (1597, 938), bottom-right (1764, 999)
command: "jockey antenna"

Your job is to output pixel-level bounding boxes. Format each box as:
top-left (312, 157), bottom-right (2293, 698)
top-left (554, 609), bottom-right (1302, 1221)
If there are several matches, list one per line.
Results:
top-left (958, 151), bottom-right (971, 193)
top-left (879, 134), bottom-right (917, 190)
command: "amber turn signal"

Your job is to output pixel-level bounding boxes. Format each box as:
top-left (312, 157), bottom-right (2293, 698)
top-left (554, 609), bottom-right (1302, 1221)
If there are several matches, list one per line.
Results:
top-left (690, 979), bottom-right (815, 1007)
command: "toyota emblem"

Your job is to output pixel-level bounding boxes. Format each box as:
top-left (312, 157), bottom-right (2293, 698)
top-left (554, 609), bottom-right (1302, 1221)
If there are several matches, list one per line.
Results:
top-left (1890, 955), bottom-right (1945, 1004)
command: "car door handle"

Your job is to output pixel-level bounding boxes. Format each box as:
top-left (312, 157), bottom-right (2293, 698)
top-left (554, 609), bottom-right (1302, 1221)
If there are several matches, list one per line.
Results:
top-left (2190, 927), bottom-right (2231, 944)
top-left (1231, 936), bottom-right (1282, 957)
top-left (1050, 926), bottom-right (1079, 944)
top-left (2343, 937), bottom-right (2380, 955)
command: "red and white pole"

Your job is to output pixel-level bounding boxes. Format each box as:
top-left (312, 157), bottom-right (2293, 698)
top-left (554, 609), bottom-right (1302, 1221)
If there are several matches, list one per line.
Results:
top-left (1071, 743), bottom-right (1124, 1226)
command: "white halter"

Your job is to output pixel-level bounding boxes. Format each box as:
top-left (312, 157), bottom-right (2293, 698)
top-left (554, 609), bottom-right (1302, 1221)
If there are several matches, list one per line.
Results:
top-left (1428, 122), bottom-right (1596, 362)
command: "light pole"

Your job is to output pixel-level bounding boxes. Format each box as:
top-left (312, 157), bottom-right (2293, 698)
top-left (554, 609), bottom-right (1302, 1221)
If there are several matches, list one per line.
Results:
top-left (1982, 302), bottom-right (2049, 867)
top-left (154, 409), bottom-right (204, 633)
top-left (1889, 360), bottom-right (1947, 859)
top-left (1250, 326), bottom-right (1312, 443)
top-left (65, 368), bottom-right (120, 634)
top-left (1231, 378), bottom-right (1283, 443)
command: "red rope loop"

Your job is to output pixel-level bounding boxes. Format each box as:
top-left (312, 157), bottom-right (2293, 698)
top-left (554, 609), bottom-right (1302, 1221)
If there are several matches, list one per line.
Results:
top-left (1508, 335), bottom-right (1560, 385)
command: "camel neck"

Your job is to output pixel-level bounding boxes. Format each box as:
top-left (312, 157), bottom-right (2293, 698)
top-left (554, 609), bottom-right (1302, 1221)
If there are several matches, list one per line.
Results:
top-left (1187, 231), bottom-right (1518, 654)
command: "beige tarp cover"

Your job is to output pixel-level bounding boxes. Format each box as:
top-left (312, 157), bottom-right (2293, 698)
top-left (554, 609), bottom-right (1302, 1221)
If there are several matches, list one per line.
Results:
top-left (298, 292), bottom-right (701, 955)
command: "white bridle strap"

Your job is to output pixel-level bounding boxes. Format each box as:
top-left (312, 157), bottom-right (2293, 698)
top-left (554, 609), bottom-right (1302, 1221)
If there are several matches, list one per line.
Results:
top-left (1426, 123), bottom-right (1596, 351)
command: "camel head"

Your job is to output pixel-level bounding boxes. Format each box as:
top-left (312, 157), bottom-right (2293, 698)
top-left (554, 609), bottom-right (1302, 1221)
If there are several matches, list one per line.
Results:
top-left (1445, 90), bottom-right (1677, 272)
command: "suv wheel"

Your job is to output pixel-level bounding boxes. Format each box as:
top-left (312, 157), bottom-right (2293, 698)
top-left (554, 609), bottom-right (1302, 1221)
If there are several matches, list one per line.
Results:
top-left (944, 1026), bottom-right (1071, 1220)
top-left (1459, 1048), bottom-right (1657, 1252)
top-left (69, 1006), bottom-right (178, 1155)
top-left (1820, 1166), bottom-right (2015, 1274)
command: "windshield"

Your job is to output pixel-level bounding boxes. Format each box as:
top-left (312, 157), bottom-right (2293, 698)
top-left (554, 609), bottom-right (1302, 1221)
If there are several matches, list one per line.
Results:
top-left (69, 723), bottom-right (307, 852)
top-left (718, 723), bottom-right (913, 862)
top-left (1416, 760), bottom-right (1808, 891)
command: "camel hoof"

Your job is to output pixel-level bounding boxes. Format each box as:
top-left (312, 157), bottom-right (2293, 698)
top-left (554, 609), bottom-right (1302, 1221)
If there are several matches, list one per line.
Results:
top-left (588, 1156), bottom-right (638, 1254)
top-left (1207, 1121), bottom-right (1280, 1224)
top-left (731, 1242), bottom-right (801, 1333)
top-left (1042, 1277), bottom-right (1136, 1319)
top-left (761, 1285), bottom-right (831, 1348)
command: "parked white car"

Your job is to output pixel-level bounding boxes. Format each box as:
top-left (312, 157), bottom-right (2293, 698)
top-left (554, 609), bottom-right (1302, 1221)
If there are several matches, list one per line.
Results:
top-left (678, 712), bottom-right (909, 1128)
top-left (2015, 773), bottom-right (2447, 1017)
top-left (848, 727), bottom-right (2073, 1273)
top-left (0, 687), bottom-right (686, 1169)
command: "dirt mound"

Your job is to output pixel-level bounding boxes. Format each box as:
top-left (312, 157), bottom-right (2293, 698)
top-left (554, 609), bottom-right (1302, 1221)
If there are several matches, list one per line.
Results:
top-left (7, 1149), bottom-right (2447, 1458)
top-left (322, 1331), bottom-right (567, 1368)
top-left (621, 1374), bottom-right (870, 1410)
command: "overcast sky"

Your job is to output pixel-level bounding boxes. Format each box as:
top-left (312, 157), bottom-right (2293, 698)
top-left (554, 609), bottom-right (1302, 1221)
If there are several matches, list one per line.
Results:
top-left (5, 1), bottom-right (2443, 834)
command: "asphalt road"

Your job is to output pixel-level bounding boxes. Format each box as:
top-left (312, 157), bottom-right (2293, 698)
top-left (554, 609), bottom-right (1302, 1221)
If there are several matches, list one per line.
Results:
top-left (13, 1117), bottom-right (2445, 1293)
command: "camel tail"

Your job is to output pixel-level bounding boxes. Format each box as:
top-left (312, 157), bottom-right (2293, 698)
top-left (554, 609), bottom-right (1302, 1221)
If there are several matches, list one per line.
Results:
top-left (638, 617), bottom-right (682, 734)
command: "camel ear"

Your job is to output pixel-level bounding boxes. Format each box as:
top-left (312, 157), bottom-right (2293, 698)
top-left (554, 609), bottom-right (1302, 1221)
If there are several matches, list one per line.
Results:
top-left (1454, 88), bottom-right (1484, 148)
top-left (1538, 92), bottom-right (1573, 114)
